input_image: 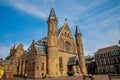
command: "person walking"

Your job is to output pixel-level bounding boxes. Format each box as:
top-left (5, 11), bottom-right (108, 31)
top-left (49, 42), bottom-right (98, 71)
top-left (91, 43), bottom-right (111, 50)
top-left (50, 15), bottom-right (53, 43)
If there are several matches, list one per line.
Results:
top-left (3, 73), bottom-right (6, 80)
top-left (24, 73), bottom-right (27, 80)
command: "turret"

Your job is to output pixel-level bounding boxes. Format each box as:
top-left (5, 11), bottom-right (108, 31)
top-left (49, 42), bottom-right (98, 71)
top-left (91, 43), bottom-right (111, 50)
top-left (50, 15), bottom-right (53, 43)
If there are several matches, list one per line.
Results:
top-left (75, 25), bottom-right (87, 75)
top-left (47, 7), bottom-right (58, 77)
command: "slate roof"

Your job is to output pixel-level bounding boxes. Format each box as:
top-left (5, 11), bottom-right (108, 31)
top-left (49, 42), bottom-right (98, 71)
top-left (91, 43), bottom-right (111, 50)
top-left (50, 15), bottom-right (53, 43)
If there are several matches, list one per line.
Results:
top-left (68, 56), bottom-right (78, 65)
top-left (34, 37), bottom-right (47, 55)
top-left (96, 45), bottom-right (120, 54)
top-left (35, 44), bottom-right (46, 56)
top-left (75, 25), bottom-right (82, 35)
top-left (48, 8), bottom-right (57, 20)
top-left (26, 37), bottom-right (47, 56)
top-left (58, 26), bottom-right (63, 34)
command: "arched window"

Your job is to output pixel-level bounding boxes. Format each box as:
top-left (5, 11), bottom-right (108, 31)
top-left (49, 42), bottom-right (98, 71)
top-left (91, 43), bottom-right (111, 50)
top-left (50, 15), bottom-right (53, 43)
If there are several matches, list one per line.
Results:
top-left (65, 41), bottom-right (70, 51)
top-left (41, 63), bottom-right (44, 71)
top-left (59, 57), bottom-right (63, 73)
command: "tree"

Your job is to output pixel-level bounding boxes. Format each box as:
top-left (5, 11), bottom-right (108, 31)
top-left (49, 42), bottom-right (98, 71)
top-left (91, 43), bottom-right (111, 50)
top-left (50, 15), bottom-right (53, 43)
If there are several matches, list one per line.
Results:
top-left (5, 56), bottom-right (9, 60)
top-left (0, 58), bottom-right (3, 60)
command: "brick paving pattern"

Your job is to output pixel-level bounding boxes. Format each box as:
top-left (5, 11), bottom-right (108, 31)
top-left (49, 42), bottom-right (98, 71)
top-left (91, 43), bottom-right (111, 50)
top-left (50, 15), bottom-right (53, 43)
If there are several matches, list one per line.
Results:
top-left (0, 75), bottom-right (109, 80)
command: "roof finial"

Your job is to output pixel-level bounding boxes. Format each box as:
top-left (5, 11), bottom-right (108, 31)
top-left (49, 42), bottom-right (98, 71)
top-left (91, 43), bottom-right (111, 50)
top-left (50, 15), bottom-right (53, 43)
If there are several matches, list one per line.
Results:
top-left (74, 17), bottom-right (82, 35)
top-left (65, 18), bottom-right (68, 24)
top-left (65, 18), bottom-right (67, 21)
top-left (75, 16), bottom-right (78, 25)
top-left (52, 0), bottom-right (54, 8)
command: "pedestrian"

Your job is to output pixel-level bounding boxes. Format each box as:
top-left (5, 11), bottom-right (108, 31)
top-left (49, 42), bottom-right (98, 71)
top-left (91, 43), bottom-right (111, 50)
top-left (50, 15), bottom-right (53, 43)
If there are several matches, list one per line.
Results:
top-left (3, 73), bottom-right (6, 79)
top-left (24, 73), bottom-right (27, 80)
top-left (89, 73), bottom-right (92, 78)
top-left (3, 73), bottom-right (6, 80)
top-left (88, 73), bottom-right (94, 80)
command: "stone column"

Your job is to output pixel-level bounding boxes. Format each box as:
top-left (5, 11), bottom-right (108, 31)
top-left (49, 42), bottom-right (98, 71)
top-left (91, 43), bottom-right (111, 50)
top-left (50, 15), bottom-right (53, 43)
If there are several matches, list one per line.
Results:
top-left (22, 60), bottom-right (25, 76)
top-left (18, 60), bottom-right (22, 76)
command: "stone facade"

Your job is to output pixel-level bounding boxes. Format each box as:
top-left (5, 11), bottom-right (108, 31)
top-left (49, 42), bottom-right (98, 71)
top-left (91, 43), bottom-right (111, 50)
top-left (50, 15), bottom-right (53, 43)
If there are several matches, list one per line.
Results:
top-left (9, 44), bottom-right (24, 76)
top-left (2, 60), bottom-right (13, 78)
top-left (9, 7), bottom-right (87, 78)
top-left (0, 60), bottom-right (4, 78)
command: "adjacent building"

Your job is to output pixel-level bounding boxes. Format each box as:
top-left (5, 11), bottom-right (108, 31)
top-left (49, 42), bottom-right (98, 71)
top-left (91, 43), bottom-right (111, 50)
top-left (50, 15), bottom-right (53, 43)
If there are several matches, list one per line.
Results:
top-left (9, 44), bottom-right (24, 76)
top-left (0, 60), bottom-right (4, 78)
top-left (85, 55), bottom-right (97, 74)
top-left (9, 7), bottom-right (87, 78)
top-left (95, 45), bottom-right (120, 74)
top-left (2, 60), bottom-right (13, 78)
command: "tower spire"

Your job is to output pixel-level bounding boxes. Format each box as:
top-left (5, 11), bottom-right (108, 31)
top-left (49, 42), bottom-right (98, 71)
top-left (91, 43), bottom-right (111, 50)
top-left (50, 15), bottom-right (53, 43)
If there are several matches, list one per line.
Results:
top-left (75, 24), bottom-right (87, 75)
top-left (48, 0), bottom-right (57, 21)
top-left (75, 24), bottom-right (82, 35)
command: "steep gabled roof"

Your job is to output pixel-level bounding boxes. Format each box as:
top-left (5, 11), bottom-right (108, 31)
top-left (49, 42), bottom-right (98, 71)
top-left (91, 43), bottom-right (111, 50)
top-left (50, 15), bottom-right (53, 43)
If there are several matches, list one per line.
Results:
top-left (34, 45), bottom-right (46, 56)
top-left (58, 26), bottom-right (63, 35)
top-left (48, 8), bottom-right (57, 20)
top-left (27, 38), bottom-right (47, 56)
top-left (58, 20), bottom-right (74, 39)
top-left (75, 25), bottom-right (82, 35)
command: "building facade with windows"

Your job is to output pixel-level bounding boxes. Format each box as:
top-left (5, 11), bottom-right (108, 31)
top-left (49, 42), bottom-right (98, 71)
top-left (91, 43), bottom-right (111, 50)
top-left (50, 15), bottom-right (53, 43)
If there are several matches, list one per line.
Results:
top-left (95, 45), bottom-right (120, 74)
top-left (9, 7), bottom-right (87, 78)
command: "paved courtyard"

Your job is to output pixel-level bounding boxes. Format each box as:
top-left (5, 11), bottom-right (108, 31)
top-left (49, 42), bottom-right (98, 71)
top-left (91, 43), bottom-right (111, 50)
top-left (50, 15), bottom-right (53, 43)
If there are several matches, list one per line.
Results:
top-left (0, 75), bottom-right (109, 80)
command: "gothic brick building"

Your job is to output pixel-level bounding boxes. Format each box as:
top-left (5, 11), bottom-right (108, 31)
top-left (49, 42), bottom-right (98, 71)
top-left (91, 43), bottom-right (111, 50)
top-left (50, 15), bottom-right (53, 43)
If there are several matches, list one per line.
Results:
top-left (9, 7), bottom-right (87, 78)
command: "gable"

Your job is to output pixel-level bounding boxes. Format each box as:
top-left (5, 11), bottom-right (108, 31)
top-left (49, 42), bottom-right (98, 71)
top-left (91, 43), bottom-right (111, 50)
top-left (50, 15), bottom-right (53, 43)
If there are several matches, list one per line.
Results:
top-left (28, 44), bottom-right (36, 55)
top-left (58, 22), bottom-right (74, 39)
top-left (58, 22), bottom-right (77, 54)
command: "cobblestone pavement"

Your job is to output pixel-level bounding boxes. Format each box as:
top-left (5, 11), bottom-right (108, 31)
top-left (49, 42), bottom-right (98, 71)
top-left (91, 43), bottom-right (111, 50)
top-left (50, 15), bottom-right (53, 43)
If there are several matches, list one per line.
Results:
top-left (0, 75), bottom-right (109, 80)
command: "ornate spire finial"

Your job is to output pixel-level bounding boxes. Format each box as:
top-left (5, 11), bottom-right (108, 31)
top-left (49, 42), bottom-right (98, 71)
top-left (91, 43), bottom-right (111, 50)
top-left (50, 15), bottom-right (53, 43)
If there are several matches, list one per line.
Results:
top-left (52, 0), bottom-right (54, 8)
top-left (64, 18), bottom-right (68, 24)
top-left (48, 0), bottom-right (57, 21)
top-left (65, 18), bottom-right (67, 21)
top-left (74, 17), bottom-right (82, 35)
top-left (75, 16), bottom-right (78, 25)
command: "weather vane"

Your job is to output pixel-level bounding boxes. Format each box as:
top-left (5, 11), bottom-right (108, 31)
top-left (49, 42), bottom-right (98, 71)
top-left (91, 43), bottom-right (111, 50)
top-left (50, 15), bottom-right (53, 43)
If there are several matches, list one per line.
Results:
top-left (75, 16), bottom-right (78, 25)
top-left (52, 0), bottom-right (54, 8)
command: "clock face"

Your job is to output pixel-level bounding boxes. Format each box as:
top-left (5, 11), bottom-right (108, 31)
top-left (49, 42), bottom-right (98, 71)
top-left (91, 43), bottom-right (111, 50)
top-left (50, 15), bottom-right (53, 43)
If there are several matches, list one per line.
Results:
top-left (65, 42), bottom-right (70, 51)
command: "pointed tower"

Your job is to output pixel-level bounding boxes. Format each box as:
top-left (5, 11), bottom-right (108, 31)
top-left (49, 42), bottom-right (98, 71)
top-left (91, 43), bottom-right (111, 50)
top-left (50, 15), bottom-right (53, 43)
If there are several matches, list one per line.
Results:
top-left (47, 7), bottom-right (58, 77)
top-left (75, 25), bottom-right (87, 75)
top-left (10, 44), bottom-right (16, 56)
top-left (16, 44), bottom-right (24, 58)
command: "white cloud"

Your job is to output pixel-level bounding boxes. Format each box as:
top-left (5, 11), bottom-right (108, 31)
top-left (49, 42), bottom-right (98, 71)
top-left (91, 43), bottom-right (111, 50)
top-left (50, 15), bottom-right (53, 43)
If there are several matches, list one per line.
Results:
top-left (0, 0), bottom-right (120, 56)
top-left (24, 45), bottom-right (29, 50)
top-left (2, 0), bottom-right (48, 20)
top-left (0, 46), bottom-right (10, 59)
top-left (81, 4), bottom-right (120, 55)
top-left (0, 44), bottom-right (30, 59)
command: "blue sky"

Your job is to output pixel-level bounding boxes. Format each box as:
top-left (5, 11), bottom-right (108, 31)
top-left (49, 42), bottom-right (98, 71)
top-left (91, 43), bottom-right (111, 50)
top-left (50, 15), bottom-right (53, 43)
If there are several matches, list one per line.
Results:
top-left (0, 0), bottom-right (120, 59)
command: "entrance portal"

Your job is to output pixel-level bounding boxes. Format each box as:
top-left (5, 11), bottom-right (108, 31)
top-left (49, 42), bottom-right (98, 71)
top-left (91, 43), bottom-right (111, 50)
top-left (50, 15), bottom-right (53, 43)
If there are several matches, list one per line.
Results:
top-left (67, 56), bottom-right (80, 76)
top-left (67, 65), bottom-right (74, 76)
